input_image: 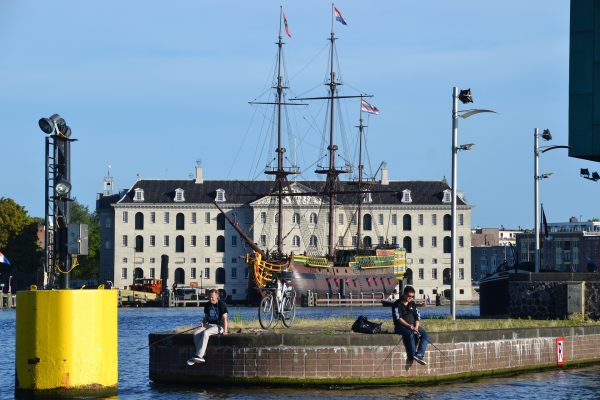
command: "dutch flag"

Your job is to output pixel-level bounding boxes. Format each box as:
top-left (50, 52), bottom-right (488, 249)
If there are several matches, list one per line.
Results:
top-left (334, 6), bottom-right (347, 25)
top-left (0, 252), bottom-right (11, 265)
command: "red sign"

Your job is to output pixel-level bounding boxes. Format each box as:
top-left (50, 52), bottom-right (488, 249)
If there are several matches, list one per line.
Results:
top-left (556, 337), bottom-right (564, 366)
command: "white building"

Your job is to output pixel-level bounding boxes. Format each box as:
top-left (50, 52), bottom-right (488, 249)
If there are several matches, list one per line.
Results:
top-left (97, 164), bottom-right (473, 302)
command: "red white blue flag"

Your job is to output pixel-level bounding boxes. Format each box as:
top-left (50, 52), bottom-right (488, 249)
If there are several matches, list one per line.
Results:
top-left (283, 12), bottom-right (291, 38)
top-left (0, 252), bottom-right (11, 265)
top-left (361, 99), bottom-right (379, 115)
top-left (334, 6), bottom-right (347, 25)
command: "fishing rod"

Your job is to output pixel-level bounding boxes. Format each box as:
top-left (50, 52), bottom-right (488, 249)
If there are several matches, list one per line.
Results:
top-left (136, 324), bottom-right (200, 351)
top-left (416, 333), bottom-right (453, 363)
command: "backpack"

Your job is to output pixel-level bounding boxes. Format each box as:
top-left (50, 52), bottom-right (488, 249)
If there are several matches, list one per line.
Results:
top-left (351, 315), bottom-right (382, 334)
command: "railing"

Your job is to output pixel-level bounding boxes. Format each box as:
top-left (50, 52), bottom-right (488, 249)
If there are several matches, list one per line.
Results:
top-left (311, 292), bottom-right (386, 307)
top-left (0, 293), bottom-right (16, 308)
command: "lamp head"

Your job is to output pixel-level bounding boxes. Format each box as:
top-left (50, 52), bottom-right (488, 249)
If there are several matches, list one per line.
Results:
top-left (458, 89), bottom-right (473, 104)
top-left (458, 143), bottom-right (475, 151)
top-left (592, 172), bottom-right (600, 181)
top-left (38, 114), bottom-right (71, 137)
top-left (55, 179), bottom-right (72, 197)
top-left (541, 129), bottom-right (552, 141)
top-left (581, 168), bottom-right (590, 178)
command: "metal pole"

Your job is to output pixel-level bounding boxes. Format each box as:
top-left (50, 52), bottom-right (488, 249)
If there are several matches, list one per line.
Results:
top-left (451, 87), bottom-right (459, 320)
top-left (534, 128), bottom-right (540, 273)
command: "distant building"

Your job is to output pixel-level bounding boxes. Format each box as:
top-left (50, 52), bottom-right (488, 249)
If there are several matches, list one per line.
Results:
top-left (471, 228), bottom-right (522, 280)
top-left (96, 163), bottom-right (474, 302)
top-left (516, 217), bottom-right (600, 272)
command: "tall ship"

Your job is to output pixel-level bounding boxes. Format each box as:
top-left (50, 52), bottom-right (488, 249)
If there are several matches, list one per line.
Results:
top-left (215, 5), bottom-right (406, 302)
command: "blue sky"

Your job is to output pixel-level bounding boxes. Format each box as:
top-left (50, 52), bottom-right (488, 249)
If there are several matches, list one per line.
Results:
top-left (1, 0), bottom-right (590, 229)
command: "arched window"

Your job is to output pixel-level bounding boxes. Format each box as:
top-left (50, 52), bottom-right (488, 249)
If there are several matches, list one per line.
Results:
top-left (135, 212), bottom-right (144, 230)
top-left (217, 235), bottom-right (225, 252)
top-left (176, 213), bottom-right (185, 230)
top-left (443, 236), bottom-right (451, 253)
top-left (134, 267), bottom-right (144, 280)
top-left (292, 213), bottom-right (300, 224)
top-left (404, 268), bottom-right (413, 285)
top-left (309, 235), bottom-right (318, 247)
top-left (443, 268), bottom-right (451, 285)
top-left (403, 214), bottom-right (412, 231)
top-left (135, 235), bottom-right (144, 252)
top-left (292, 235), bottom-right (300, 247)
top-left (274, 213), bottom-right (279, 223)
top-left (216, 267), bottom-right (226, 284)
top-left (175, 268), bottom-right (185, 285)
top-left (443, 214), bottom-right (451, 231)
top-left (310, 212), bottom-right (318, 224)
top-left (363, 236), bottom-right (372, 248)
top-left (363, 214), bottom-right (372, 231)
top-left (175, 235), bottom-right (184, 252)
top-left (217, 214), bottom-right (225, 230)
top-left (403, 236), bottom-right (412, 253)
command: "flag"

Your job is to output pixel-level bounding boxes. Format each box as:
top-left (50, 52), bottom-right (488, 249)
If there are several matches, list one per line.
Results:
top-left (334, 6), bottom-right (347, 25)
top-left (541, 205), bottom-right (549, 238)
top-left (283, 12), bottom-right (291, 38)
top-left (361, 99), bottom-right (380, 115)
top-left (0, 252), bottom-right (11, 265)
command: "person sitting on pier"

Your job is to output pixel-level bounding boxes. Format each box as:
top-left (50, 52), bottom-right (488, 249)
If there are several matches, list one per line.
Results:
top-left (392, 285), bottom-right (429, 365)
top-left (186, 289), bottom-right (228, 365)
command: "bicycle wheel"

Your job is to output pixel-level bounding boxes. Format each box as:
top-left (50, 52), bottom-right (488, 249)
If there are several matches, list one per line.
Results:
top-left (281, 292), bottom-right (296, 328)
top-left (258, 294), bottom-right (275, 329)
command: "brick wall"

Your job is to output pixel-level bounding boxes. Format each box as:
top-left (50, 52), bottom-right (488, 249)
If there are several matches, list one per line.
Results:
top-left (149, 326), bottom-right (600, 384)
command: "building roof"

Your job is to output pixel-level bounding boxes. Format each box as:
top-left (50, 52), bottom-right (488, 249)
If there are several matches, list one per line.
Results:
top-left (100, 179), bottom-right (467, 208)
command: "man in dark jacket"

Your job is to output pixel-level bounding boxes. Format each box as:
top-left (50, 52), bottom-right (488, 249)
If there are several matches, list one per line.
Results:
top-left (187, 289), bottom-right (228, 365)
top-left (392, 285), bottom-right (429, 365)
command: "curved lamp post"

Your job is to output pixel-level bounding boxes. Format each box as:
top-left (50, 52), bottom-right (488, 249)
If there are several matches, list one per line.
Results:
top-left (533, 129), bottom-right (569, 273)
top-left (451, 87), bottom-right (495, 320)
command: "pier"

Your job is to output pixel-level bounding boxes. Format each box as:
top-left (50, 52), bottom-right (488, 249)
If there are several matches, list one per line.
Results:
top-left (1, 293), bottom-right (16, 308)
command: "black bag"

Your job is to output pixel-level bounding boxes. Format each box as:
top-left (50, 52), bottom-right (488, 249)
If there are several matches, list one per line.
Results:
top-left (351, 315), bottom-right (382, 334)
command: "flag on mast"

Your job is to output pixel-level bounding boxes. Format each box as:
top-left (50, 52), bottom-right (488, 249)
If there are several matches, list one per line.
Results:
top-left (361, 99), bottom-right (380, 115)
top-left (0, 252), bottom-right (11, 265)
top-left (334, 6), bottom-right (347, 25)
top-left (541, 205), bottom-right (549, 238)
top-left (283, 12), bottom-right (291, 38)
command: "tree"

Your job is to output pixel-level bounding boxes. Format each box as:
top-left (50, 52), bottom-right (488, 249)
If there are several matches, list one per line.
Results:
top-left (0, 197), bottom-right (31, 249)
top-left (69, 199), bottom-right (100, 281)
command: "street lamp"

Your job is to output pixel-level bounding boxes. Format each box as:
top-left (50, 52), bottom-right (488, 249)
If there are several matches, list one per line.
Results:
top-left (451, 87), bottom-right (495, 320)
top-left (581, 168), bottom-right (600, 181)
top-left (533, 129), bottom-right (569, 273)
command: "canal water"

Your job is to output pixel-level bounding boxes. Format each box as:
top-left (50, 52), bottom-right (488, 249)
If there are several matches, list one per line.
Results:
top-left (1, 306), bottom-right (599, 399)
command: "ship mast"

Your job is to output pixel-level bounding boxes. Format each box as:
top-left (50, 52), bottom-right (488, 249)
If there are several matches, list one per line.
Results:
top-left (356, 96), bottom-right (365, 250)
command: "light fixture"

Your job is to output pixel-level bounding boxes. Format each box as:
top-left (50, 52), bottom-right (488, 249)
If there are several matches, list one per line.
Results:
top-left (539, 172), bottom-right (554, 180)
top-left (38, 114), bottom-right (71, 137)
top-left (581, 168), bottom-right (591, 178)
top-left (55, 179), bottom-right (72, 196)
top-left (541, 129), bottom-right (552, 141)
top-left (458, 89), bottom-right (473, 104)
top-left (458, 143), bottom-right (475, 151)
top-left (593, 172), bottom-right (600, 181)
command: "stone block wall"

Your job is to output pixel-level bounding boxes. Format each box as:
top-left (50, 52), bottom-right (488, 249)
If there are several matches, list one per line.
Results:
top-left (509, 282), bottom-right (567, 319)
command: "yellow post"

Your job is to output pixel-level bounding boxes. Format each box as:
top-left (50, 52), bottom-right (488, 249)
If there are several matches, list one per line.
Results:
top-left (15, 288), bottom-right (118, 397)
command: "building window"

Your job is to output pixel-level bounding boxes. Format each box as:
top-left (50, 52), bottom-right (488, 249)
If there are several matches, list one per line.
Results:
top-left (310, 213), bottom-right (318, 224)
top-left (174, 188), bottom-right (185, 202)
top-left (363, 214), bottom-right (372, 231)
top-left (231, 258), bottom-right (237, 263)
top-left (432, 236), bottom-right (437, 247)
top-left (418, 268), bottom-right (424, 279)
top-left (338, 236), bottom-right (344, 246)
top-left (403, 236), bottom-right (412, 253)
top-left (432, 214), bottom-right (437, 226)
top-left (378, 236), bottom-right (384, 245)
top-left (122, 257), bottom-right (128, 263)
top-left (432, 258), bottom-right (438, 264)
top-left (163, 235), bottom-right (170, 247)
top-left (459, 268), bottom-right (465, 280)
top-left (121, 268), bottom-right (127, 279)
top-left (122, 235), bottom-right (128, 247)
top-left (432, 268), bottom-right (438, 280)
top-left (260, 235), bottom-right (267, 247)
top-left (363, 192), bottom-right (373, 203)
top-left (352, 236), bottom-right (357, 246)
top-left (231, 236), bottom-right (238, 247)
top-left (204, 268), bottom-right (210, 279)
top-left (150, 257), bottom-right (156, 263)
top-left (150, 235), bottom-right (155, 247)
top-left (260, 212), bottom-right (267, 224)
top-left (104, 218), bottom-right (111, 228)
top-left (205, 212), bottom-right (211, 224)
top-left (459, 214), bottom-right (464, 226)
top-left (293, 235), bottom-right (300, 247)
top-left (205, 258), bottom-right (210, 263)
top-left (378, 214), bottom-right (384, 225)
top-left (135, 235), bottom-right (144, 252)
top-left (191, 235), bottom-right (197, 247)
top-left (150, 212), bottom-right (156, 223)
top-left (215, 188), bottom-right (226, 202)
top-left (274, 213), bottom-right (279, 224)
top-left (443, 214), bottom-right (451, 231)
top-left (403, 214), bottom-right (412, 231)
top-left (418, 214), bottom-right (424, 225)
top-left (309, 235), bottom-right (318, 247)
top-left (204, 236), bottom-right (211, 247)
top-left (191, 258), bottom-right (197, 263)
top-left (418, 236), bottom-right (424, 247)
top-left (460, 289), bottom-right (465, 295)
top-left (338, 213), bottom-right (344, 225)
top-left (442, 189), bottom-right (452, 203)
top-left (418, 258), bottom-right (424, 264)
top-left (216, 236), bottom-right (225, 252)
top-left (122, 211), bottom-right (128, 223)
top-left (191, 212), bottom-right (197, 224)
top-left (293, 213), bottom-right (300, 224)
top-left (443, 236), bottom-right (451, 253)
top-left (232, 268), bottom-right (237, 279)
top-left (150, 267), bottom-right (155, 278)
top-left (459, 236), bottom-right (464, 247)
top-left (392, 236), bottom-right (397, 245)
top-left (391, 214), bottom-right (397, 225)
top-left (459, 258), bottom-right (465, 264)
top-left (176, 213), bottom-right (185, 230)
top-left (191, 268), bottom-right (197, 279)
top-left (164, 212), bottom-right (170, 224)
top-left (401, 189), bottom-right (412, 203)
top-left (134, 188), bottom-right (144, 202)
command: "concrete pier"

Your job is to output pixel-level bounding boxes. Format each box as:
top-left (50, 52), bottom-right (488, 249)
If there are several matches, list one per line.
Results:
top-left (149, 325), bottom-right (600, 385)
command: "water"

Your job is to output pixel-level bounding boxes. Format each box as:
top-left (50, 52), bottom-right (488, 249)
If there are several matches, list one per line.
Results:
top-left (1, 306), bottom-right (600, 399)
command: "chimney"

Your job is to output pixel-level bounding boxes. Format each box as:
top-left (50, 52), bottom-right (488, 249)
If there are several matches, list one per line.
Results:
top-left (380, 162), bottom-right (389, 185)
top-left (195, 159), bottom-right (203, 184)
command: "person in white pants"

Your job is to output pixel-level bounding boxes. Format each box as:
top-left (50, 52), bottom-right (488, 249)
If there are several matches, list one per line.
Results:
top-left (187, 289), bottom-right (228, 365)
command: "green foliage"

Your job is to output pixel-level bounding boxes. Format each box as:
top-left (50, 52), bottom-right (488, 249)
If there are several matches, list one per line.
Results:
top-left (69, 199), bottom-right (100, 280)
top-left (0, 197), bottom-right (32, 249)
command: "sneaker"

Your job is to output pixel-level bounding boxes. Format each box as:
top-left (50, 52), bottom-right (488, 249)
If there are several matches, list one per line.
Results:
top-left (413, 355), bottom-right (427, 365)
top-left (186, 356), bottom-right (205, 365)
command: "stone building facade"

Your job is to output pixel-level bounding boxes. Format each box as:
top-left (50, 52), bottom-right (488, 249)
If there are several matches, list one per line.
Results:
top-left (97, 164), bottom-right (473, 302)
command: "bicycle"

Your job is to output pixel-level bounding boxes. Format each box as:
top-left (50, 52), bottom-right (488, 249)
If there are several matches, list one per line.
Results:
top-left (258, 277), bottom-right (296, 328)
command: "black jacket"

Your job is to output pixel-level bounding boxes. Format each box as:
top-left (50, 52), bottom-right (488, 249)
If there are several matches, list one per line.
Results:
top-left (392, 300), bottom-right (420, 327)
top-left (204, 300), bottom-right (228, 325)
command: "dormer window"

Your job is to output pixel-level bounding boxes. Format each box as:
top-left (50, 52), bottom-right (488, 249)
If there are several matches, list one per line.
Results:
top-left (363, 192), bottom-right (373, 203)
top-left (174, 188), bottom-right (185, 202)
top-left (216, 188), bottom-right (226, 202)
top-left (401, 189), bottom-right (412, 203)
top-left (133, 188), bottom-right (144, 202)
top-left (442, 189), bottom-right (452, 203)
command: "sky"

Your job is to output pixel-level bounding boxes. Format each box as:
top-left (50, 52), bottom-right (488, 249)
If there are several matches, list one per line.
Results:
top-left (1, 0), bottom-right (592, 230)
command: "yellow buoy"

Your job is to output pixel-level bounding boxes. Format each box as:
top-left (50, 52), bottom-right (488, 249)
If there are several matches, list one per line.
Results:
top-left (15, 288), bottom-right (118, 397)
